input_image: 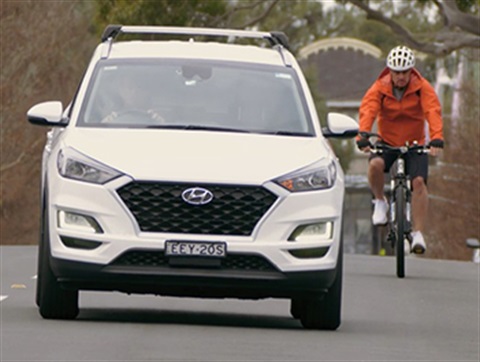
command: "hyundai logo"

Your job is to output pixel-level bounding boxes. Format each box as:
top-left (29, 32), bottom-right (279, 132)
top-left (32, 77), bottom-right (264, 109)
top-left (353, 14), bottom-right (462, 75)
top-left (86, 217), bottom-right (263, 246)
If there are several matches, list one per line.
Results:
top-left (181, 187), bottom-right (214, 205)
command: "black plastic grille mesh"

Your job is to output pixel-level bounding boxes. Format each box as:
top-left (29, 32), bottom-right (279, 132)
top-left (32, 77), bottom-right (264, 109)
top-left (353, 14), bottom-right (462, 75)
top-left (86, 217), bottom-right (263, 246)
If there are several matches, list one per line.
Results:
top-left (116, 182), bottom-right (277, 236)
top-left (111, 250), bottom-right (277, 272)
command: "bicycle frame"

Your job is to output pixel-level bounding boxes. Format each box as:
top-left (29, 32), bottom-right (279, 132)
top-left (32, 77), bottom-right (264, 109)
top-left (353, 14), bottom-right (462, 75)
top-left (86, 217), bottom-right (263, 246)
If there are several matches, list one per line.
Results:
top-left (387, 155), bottom-right (413, 278)
top-left (360, 131), bottom-right (429, 278)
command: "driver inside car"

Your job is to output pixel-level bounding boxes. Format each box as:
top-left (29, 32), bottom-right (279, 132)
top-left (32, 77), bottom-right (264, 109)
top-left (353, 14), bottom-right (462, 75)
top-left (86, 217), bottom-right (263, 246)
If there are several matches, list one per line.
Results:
top-left (100, 72), bottom-right (165, 124)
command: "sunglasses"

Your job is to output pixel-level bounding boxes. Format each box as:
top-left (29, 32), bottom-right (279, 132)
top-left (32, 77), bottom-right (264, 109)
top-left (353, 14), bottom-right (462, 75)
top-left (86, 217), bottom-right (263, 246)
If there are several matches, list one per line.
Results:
top-left (390, 69), bottom-right (412, 75)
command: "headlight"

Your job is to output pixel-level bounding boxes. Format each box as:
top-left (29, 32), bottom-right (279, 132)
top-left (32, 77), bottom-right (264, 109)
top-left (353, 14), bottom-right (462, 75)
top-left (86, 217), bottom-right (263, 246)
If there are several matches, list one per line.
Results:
top-left (274, 158), bottom-right (337, 192)
top-left (57, 147), bottom-right (122, 184)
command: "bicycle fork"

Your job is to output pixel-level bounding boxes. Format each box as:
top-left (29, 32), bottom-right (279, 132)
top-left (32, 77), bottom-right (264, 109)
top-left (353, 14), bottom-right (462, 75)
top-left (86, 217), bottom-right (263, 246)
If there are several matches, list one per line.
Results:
top-left (404, 179), bottom-right (412, 244)
top-left (387, 159), bottom-right (413, 248)
top-left (387, 181), bottom-right (397, 248)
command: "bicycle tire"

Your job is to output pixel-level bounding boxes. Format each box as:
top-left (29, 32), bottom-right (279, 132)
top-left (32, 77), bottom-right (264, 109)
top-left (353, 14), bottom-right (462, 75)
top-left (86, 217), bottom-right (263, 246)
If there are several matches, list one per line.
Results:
top-left (395, 185), bottom-right (406, 278)
top-left (372, 224), bottom-right (382, 255)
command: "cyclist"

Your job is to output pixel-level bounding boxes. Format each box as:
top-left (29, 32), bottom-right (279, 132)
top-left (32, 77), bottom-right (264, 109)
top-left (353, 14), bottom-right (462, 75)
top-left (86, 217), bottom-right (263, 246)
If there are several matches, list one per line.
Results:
top-left (356, 45), bottom-right (444, 254)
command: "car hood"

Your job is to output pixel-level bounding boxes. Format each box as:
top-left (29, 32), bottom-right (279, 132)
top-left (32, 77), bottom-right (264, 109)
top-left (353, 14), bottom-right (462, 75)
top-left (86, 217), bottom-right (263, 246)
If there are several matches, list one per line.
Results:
top-left (62, 129), bottom-right (332, 184)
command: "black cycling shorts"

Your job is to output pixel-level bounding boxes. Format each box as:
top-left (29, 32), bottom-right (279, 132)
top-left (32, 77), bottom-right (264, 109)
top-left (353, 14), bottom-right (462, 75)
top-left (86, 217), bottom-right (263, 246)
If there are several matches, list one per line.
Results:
top-left (369, 149), bottom-right (429, 183)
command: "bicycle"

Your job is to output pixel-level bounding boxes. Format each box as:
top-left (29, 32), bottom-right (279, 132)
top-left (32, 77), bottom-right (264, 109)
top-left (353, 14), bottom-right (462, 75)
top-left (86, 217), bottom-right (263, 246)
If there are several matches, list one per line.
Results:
top-left (360, 132), bottom-right (430, 278)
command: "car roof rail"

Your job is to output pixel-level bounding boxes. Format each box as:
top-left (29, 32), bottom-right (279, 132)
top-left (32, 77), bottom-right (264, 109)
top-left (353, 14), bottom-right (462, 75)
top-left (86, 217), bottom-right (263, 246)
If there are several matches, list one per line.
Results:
top-left (101, 24), bottom-right (123, 42)
top-left (100, 25), bottom-right (291, 66)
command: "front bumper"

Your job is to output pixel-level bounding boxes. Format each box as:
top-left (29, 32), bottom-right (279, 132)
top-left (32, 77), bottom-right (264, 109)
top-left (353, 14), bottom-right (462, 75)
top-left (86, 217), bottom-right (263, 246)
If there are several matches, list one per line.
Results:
top-left (50, 254), bottom-right (339, 299)
top-left (48, 169), bottom-right (346, 276)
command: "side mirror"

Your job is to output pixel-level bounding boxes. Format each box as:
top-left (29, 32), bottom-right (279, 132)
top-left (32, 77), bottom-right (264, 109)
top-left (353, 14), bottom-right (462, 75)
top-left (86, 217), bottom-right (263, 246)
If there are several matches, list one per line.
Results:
top-left (27, 101), bottom-right (67, 127)
top-left (322, 113), bottom-right (358, 138)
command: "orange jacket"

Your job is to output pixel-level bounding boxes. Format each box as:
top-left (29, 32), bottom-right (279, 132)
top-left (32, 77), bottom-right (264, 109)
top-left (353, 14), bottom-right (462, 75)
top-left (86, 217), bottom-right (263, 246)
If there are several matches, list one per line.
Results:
top-left (358, 68), bottom-right (443, 146)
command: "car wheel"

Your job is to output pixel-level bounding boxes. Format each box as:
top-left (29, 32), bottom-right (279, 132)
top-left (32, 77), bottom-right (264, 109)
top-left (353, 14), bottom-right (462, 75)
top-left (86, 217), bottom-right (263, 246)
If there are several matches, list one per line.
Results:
top-left (299, 245), bottom-right (343, 330)
top-left (38, 202), bottom-right (79, 320)
top-left (290, 298), bottom-right (304, 319)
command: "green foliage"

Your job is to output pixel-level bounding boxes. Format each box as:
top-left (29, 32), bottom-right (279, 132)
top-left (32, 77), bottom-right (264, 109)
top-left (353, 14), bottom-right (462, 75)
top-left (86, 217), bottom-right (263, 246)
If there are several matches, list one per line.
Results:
top-left (356, 20), bottom-right (397, 54)
top-left (301, 64), bottom-right (328, 121)
top-left (255, 0), bottom-right (326, 52)
top-left (329, 139), bottom-right (356, 173)
top-left (94, 0), bottom-right (447, 56)
top-left (416, 0), bottom-right (479, 13)
top-left (94, 0), bottom-right (227, 34)
top-left (456, 0), bottom-right (479, 13)
top-left (338, 0), bottom-right (478, 54)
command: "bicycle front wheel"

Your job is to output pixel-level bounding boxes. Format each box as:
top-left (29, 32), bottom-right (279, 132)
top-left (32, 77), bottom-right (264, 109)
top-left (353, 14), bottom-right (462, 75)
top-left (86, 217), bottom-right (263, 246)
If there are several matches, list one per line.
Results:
top-left (395, 185), bottom-right (406, 278)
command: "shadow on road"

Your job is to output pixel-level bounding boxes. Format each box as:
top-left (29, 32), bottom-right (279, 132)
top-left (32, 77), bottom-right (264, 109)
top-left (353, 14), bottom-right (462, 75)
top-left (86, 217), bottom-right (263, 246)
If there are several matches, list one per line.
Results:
top-left (77, 308), bottom-right (303, 330)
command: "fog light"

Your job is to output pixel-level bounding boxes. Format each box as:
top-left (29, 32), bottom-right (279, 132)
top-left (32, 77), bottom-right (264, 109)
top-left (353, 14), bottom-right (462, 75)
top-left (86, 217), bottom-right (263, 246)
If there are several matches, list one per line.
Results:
top-left (60, 236), bottom-right (102, 250)
top-left (288, 247), bottom-right (330, 259)
top-left (288, 222), bottom-right (332, 242)
top-left (58, 211), bottom-right (103, 233)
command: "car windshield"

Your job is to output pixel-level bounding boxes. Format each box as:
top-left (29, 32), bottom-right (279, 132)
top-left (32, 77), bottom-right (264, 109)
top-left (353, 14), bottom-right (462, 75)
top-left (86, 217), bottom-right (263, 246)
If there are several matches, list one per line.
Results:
top-left (78, 59), bottom-right (314, 135)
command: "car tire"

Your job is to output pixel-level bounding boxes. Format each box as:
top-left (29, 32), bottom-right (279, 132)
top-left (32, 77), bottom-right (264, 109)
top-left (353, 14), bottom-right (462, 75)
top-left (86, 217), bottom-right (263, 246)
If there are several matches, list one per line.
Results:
top-left (299, 244), bottom-right (343, 330)
top-left (35, 211), bottom-right (44, 308)
top-left (37, 201), bottom-right (79, 320)
top-left (290, 298), bottom-right (304, 319)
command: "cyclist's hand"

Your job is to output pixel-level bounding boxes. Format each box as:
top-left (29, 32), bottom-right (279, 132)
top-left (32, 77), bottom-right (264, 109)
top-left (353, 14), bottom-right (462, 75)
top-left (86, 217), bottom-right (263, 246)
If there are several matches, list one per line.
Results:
top-left (430, 147), bottom-right (442, 157)
top-left (356, 137), bottom-right (371, 153)
top-left (429, 139), bottom-right (444, 157)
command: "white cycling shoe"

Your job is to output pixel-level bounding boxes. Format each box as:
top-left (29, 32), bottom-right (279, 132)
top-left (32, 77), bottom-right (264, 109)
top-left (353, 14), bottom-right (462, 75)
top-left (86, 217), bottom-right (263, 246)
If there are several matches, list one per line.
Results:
top-left (372, 198), bottom-right (388, 225)
top-left (411, 231), bottom-right (427, 255)
top-left (404, 238), bottom-right (411, 254)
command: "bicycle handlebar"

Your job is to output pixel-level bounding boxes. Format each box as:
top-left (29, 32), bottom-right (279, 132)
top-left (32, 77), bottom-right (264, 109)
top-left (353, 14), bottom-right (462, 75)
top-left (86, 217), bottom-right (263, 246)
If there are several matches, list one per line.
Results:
top-left (358, 131), bottom-right (430, 155)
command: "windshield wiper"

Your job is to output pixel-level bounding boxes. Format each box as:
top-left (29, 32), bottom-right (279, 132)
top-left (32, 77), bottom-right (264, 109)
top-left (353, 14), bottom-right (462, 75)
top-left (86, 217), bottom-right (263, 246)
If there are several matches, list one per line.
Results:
top-left (262, 130), bottom-right (313, 137)
top-left (146, 124), bottom-right (250, 133)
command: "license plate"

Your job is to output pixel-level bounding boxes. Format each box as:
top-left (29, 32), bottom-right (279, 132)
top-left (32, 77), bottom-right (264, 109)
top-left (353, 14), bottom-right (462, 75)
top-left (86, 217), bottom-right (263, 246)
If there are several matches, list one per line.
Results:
top-left (165, 241), bottom-right (227, 257)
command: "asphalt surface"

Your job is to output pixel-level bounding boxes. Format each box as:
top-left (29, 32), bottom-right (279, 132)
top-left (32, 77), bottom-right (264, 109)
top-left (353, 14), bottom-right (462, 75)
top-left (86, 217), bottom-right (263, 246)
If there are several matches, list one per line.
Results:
top-left (1, 246), bottom-right (479, 361)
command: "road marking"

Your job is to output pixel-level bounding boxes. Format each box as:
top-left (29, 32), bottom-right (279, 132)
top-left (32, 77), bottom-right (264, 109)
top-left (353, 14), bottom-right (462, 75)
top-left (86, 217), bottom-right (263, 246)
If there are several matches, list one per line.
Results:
top-left (11, 284), bottom-right (26, 289)
top-left (0, 295), bottom-right (8, 302)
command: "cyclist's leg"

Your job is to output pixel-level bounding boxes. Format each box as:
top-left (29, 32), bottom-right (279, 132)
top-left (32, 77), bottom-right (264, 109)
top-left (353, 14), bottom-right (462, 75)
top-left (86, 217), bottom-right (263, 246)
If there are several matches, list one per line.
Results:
top-left (406, 153), bottom-right (429, 232)
top-left (411, 177), bottom-right (428, 232)
top-left (406, 153), bottom-right (429, 253)
top-left (368, 152), bottom-right (395, 199)
top-left (369, 153), bottom-right (395, 226)
top-left (368, 156), bottom-right (385, 199)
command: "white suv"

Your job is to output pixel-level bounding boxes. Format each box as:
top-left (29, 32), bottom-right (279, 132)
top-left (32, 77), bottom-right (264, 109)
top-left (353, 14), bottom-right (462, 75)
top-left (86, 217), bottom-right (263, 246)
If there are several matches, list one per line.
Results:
top-left (28, 25), bottom-right (358, 330)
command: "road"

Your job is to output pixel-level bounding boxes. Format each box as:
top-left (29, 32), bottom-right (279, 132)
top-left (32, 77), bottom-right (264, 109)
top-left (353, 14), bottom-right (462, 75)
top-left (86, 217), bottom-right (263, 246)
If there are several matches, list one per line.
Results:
top-left (1, 246), bottom-right (479, 362)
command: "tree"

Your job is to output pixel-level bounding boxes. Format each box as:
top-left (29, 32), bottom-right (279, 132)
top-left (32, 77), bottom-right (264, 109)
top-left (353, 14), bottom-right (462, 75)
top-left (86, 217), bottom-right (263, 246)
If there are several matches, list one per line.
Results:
top-left (95, 0), bottom-right (228, 30)
top-left (93, 0), bottom-right (331, 52)
top-left (1, 0), bottom-right (97, 245)
top-left (345, 0), bottom-right (479, 55)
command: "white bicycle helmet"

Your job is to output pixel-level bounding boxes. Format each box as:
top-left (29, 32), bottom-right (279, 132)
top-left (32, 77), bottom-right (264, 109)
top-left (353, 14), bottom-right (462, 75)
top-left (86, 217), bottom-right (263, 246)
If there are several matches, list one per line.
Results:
top-left (386, 46), bottom-right (415, 71)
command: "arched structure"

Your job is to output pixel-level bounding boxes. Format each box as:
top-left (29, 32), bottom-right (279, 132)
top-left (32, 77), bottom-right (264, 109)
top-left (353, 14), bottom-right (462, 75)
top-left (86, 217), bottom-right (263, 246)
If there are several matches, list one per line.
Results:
top-left (299, 37), bottom-right (382, 60)
top-left (298, 37), bottom-right (386, 117)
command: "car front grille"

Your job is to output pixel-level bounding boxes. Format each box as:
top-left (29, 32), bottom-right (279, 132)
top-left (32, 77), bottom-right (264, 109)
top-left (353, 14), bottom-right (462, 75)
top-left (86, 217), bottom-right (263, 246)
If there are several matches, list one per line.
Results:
top-left (110, 250), bottom-right (278, 272)
top-left (116, 182), bottom-right (277, 236)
